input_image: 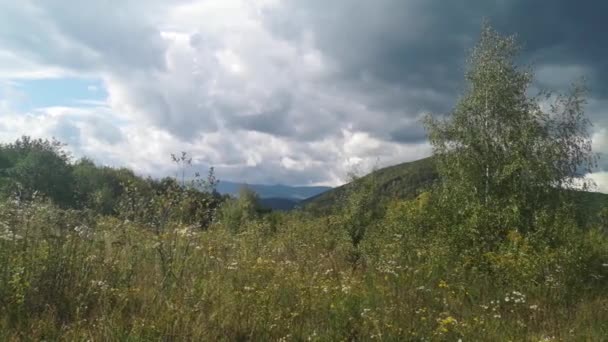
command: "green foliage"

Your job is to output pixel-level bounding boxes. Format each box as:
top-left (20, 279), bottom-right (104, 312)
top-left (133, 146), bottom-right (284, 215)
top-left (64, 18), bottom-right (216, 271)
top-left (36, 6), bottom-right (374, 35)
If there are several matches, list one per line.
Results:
top-left (0, 136), bottom-right (75, 206)
top-left (217, 187), bottom-right (264, 234)
top-left (424, 23), bottom-right (596, 236)
top-left (339, 171), bottom-right (378, 249)
top-left (304, 157), bottom-right (438, 214)
top-left (72, 158), bottom-right (141, 214)
top-left (0, 197), bottom-right (605, 340)
top-left (0, 140), bottom-right (223, 229)
top-left (599, 206), bottom-right (608, 233)
top-left (117, 174), bottom-right (222, 232)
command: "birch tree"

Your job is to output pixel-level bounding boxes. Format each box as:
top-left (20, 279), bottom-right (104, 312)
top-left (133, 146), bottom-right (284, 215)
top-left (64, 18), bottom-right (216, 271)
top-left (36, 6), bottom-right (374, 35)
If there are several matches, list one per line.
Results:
top-left (424, 23), bottom-right (596, 233)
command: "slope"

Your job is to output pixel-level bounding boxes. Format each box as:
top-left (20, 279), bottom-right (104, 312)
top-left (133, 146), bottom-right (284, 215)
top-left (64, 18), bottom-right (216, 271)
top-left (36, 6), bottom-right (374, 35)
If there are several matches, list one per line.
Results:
top-left (302, 157), bottom-right (438, 214)
top-left (302, 156), bottom-right (608, 223)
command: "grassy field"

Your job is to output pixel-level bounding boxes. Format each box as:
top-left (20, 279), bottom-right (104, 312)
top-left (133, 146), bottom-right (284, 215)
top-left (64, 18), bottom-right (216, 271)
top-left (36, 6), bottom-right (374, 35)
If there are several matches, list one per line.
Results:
top-left (1, 197), bottom-right (606, 341)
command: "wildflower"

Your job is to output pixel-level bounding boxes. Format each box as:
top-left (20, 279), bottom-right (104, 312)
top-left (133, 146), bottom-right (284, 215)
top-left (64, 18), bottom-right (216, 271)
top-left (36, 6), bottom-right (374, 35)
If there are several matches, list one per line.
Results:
top-left (177, 227), bottom-right (194, 238)
top-left (0, 227), bottom-right (22, 241)
top-left (438, 280), bottom-right (449, 288)
top-left (91, 280), bottom-right (109, 291)
top-left (74, 225), bottom-right (93, 238)
top-left (437, 316), bottom-right (457, 333)
top-left (439, 316), bottom-right (457, 325)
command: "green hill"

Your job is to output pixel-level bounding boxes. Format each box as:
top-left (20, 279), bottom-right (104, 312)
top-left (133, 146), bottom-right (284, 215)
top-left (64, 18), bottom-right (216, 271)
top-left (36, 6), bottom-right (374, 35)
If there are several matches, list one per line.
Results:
top-left (302, 157), bottom-right (438, 214)
top-left (303, 156), bottom-right (608, 223)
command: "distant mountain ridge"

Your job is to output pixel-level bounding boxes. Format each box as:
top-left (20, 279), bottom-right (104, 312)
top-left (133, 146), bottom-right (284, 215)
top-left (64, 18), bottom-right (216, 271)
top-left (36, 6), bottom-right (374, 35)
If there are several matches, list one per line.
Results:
top-left (218, 157), bottom-right (608, 215)
top-left (216, 181), bottom-right (331, 200)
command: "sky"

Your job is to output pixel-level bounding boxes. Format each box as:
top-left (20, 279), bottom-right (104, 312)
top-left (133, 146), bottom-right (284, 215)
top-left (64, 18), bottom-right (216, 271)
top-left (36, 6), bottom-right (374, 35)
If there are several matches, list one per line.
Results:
top-left (0, 0), bottom-right (607, 190)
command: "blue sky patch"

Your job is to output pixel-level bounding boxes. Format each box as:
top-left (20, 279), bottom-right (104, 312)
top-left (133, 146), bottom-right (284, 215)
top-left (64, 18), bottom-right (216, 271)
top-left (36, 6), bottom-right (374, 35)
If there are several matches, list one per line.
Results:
top-left (12, 77), bottom-right (106, 111)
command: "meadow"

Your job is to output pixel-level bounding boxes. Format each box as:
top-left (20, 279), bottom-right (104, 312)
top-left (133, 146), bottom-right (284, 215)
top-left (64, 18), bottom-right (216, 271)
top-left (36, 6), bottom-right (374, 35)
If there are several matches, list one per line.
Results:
top-left (0, 193), bottom-right (606, 341)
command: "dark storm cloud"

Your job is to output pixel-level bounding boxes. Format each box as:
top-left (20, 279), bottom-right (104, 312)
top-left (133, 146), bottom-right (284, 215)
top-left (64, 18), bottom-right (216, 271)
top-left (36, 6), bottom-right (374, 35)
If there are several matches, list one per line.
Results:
top-left (0, 1), bottom-right (171, 73)
top-left (491, 0), bottom-right (608, 97)
top-left (265, 1), bottom-right (493, 98)
top-left (262, 0), bottom-right (608, 147)
top-left (388, 124), bottom-right (428, 144)
top-left (223, 91), bottom-right (294, 137)
top-left (266, 0), bottom-right (608, 98)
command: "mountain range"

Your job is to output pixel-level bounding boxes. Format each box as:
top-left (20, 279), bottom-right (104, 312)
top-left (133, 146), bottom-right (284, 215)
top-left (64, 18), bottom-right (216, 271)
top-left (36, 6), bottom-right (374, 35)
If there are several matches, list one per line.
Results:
top-left (215, 180), bottom-right (332, 210)
top-left (217, 157), bottom-right (608, 216)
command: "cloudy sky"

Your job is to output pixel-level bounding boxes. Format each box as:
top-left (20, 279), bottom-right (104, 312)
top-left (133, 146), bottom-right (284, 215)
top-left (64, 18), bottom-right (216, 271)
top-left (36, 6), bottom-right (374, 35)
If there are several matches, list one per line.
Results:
top-left (0, 0), bottom-right (607, 190)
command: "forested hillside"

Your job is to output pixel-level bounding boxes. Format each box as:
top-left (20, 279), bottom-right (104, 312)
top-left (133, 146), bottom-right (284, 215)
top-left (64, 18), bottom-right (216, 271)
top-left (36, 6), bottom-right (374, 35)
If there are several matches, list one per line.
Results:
top-left (303, 156), bottom-right (608, 226)
top-left (0, 24), bottom-right (607, 340)
top-left (303, 157), bottom-right (438, 213)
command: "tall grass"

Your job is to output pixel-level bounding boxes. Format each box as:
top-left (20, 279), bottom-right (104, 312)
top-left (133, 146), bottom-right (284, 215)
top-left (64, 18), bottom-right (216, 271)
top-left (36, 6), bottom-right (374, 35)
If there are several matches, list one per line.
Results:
top-left (0, 197), bottom-right (607, 341)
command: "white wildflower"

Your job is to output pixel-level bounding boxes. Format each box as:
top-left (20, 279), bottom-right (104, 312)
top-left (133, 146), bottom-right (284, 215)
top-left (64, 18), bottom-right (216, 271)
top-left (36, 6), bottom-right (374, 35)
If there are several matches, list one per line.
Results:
top-left (177, 226), bottom-right (194, 238)
top-left (0, 222), bottom-right (22, 241)
top-left (91, 280), bottom-right (109, 291)
top-left (341, 284), bottom-right (351, 294)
